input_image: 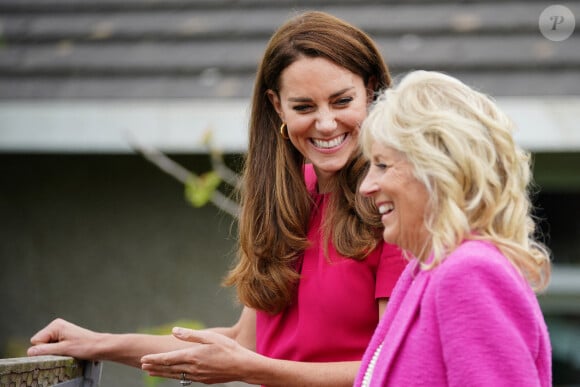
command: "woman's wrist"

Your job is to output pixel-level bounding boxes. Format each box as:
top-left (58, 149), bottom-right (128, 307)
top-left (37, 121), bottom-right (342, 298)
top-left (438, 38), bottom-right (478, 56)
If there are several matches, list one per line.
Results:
top-left (96, 332), bottom-right (145, 367)
top-left (240, 351), bottom-right (273, 385)
top-left (93, 332), bottom-right (119, 361)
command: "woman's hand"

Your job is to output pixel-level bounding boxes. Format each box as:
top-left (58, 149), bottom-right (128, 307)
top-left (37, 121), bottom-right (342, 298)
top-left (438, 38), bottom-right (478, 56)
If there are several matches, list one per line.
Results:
top-left (141, 327), bottom-right (257, 384)
top-left (27, 318), bottom-right (102, 360)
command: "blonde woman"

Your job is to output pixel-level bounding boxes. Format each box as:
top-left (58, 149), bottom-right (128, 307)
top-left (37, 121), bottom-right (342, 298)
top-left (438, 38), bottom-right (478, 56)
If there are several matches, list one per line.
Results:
top-left (357, 70), bottom-right (551, 387)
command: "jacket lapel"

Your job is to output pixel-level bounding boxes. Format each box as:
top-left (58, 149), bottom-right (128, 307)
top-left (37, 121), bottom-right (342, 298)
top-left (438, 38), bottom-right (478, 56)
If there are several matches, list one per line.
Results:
top-left (371, 268), bottom-right (430, 385)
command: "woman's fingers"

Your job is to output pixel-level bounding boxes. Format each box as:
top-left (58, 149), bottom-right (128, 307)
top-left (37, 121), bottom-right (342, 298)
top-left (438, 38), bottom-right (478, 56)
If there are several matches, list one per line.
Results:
top-left (141, 328), bottom-right (236, 383)
top-left (28, 319), bottom-right (72, 356)
top-left (27, 341), bottom-right (66, 357)
top-left (141, 361), bottom-right (191, 379)
top-left (172, 327), bottom-right (220, 344)
top-left (141, 328), bottom-right (243, 383)
top-left (30, 318), bottom-right (67, 344)
top-left (141, 347), bottom-right (192, 367)
top-left (27, 318), bottom-right (99, 360)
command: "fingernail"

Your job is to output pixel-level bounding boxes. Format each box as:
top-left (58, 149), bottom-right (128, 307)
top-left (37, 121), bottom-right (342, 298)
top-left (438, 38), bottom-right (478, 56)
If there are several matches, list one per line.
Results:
top-left (172, 327), bottom-right (183, 335)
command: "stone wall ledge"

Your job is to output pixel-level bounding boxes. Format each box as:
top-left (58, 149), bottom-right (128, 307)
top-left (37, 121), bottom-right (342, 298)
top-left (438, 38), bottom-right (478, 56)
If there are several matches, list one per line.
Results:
top-left (0, 356), bottom-right (101, 387)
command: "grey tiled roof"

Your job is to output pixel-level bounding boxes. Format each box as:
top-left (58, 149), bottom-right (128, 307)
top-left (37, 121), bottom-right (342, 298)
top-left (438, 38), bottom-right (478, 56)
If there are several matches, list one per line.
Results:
top-left (1, 0), bottom-right (579, 99)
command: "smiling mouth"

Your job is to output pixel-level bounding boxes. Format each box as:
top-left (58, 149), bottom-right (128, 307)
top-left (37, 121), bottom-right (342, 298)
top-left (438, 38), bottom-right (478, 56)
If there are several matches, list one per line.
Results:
top-left (378, 203), bottom-right (394, 215)
top-left (311, 134), bottom-right (347, 149)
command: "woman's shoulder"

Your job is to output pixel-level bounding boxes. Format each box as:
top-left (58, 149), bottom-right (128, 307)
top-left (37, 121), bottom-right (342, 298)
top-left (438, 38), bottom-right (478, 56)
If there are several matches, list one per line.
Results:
top-left (434, 240), bottom-right (526, 290)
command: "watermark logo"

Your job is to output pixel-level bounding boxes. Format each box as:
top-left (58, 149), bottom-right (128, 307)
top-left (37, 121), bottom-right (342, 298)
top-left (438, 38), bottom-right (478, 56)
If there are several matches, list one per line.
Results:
top-left (539, 5), bottom-right (575, 41)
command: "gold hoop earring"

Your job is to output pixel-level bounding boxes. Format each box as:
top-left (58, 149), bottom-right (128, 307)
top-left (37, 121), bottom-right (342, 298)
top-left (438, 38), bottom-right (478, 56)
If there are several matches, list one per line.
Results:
top-left (279, 123), bottom-right (289, 140)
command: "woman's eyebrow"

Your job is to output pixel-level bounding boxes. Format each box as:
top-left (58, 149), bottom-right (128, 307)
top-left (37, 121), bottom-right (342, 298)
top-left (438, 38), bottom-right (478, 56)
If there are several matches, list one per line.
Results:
top-left (288, 87), bottom-right (355, 102)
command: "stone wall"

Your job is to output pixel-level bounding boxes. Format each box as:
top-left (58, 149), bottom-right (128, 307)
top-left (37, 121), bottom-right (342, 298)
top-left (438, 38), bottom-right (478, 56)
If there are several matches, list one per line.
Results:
top-left (0, 356), bottom-right (100, 387)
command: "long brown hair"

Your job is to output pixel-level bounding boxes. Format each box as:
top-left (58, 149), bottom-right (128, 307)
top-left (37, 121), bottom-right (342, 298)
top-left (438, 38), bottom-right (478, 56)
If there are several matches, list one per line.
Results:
top-left (223, 11), bottom-right (392, 313)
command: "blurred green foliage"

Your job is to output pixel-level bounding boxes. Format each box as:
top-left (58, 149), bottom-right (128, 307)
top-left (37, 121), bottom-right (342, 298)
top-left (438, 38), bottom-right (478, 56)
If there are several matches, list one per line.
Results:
top-left (184, 172), bottom-right (222, 208)
top-left (2, 337), bottom-right (29, 358)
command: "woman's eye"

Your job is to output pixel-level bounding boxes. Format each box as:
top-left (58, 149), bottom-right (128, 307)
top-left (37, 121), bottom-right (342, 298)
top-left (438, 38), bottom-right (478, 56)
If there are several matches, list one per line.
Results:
top-left (293, 105), bottom-right (312, 112)
top-left (375, 163), bottom-right (389, 170)
top-left (335, 97), bottom-right (353, 106)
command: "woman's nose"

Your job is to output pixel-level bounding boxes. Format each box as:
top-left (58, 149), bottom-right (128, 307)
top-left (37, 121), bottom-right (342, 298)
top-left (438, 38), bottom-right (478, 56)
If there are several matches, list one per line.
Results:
top-left (359, 172), bottom-right (377, 196)
top-left (315, 109), bottom-right (337, 132)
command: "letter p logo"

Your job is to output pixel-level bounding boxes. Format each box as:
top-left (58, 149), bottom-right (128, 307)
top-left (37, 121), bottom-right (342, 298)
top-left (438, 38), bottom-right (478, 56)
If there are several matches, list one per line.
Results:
top-left (540, 5), bottom-right (576, 41)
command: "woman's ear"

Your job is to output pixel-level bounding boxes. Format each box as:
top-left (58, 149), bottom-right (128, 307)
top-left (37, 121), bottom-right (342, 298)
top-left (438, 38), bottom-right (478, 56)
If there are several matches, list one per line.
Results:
top-left (266, 89), bottom-right (283, 120)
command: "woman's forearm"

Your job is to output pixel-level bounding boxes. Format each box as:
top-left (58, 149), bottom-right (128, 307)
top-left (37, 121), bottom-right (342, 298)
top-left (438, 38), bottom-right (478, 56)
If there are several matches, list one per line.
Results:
top-left (100, 325), bottom-right (239, 368)
top-left (243, 355), bottom-right (361, 387)
top-left (96, 333), bottom-right (193, 368)
top-left (140, 328), bottom-right (358, 386)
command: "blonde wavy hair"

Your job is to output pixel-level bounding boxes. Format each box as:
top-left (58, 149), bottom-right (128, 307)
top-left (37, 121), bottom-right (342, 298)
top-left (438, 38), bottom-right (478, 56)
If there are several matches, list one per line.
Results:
top-left (360, 70), bottom-right (551, 291)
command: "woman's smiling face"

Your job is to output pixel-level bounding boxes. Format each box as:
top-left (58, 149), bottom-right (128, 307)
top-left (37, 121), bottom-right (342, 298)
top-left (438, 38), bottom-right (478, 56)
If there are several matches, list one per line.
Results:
top-left (268, 56), bottom-right (371, 191)
top-left (359, 142), bottom-right (430, 258)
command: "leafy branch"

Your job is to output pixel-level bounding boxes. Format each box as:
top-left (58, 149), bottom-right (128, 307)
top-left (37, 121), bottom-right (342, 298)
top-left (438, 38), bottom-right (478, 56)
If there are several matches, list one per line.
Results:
top-left (125, 129), bottom-right (240, 218)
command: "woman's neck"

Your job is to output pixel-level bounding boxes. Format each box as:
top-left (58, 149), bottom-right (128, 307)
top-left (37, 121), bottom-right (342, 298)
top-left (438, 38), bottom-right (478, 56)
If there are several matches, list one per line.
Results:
top-left (315, 170), bottom-right (335, 194)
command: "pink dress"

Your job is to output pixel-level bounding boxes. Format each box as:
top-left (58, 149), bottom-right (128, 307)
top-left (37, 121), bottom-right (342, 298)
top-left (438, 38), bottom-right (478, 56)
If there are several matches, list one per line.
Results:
top-left (256, 164), bottom-right (406, 362)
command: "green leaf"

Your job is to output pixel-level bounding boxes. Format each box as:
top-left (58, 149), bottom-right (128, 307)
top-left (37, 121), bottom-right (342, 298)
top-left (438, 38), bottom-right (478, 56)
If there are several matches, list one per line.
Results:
top-left (184, 171), bottom-right (221, 207)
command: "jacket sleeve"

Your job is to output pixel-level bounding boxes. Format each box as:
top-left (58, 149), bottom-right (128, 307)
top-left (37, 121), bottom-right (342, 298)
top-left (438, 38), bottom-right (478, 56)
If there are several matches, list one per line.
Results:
top-left (433, 253), bottom-right (546, 387)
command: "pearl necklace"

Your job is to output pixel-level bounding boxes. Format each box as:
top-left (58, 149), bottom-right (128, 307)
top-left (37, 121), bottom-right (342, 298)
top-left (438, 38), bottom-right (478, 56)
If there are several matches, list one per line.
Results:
top-left (361, 343), bottom-right (383, 387)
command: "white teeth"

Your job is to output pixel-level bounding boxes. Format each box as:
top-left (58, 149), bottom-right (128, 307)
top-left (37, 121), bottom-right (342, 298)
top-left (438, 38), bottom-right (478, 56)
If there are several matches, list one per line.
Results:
top-left (378, 204), bottom-right (394, 214)
top-left (312, 134), bottom-right (346, 149)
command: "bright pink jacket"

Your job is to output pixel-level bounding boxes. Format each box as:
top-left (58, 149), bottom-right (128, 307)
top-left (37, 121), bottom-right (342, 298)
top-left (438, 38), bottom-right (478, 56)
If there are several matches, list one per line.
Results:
top-left (355, 240), bottom-right (551, 387)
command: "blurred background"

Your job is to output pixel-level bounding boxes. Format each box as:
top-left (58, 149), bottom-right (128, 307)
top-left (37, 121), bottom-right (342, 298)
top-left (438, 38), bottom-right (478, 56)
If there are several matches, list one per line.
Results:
top-left (1, 1), bottom-right (579, 386)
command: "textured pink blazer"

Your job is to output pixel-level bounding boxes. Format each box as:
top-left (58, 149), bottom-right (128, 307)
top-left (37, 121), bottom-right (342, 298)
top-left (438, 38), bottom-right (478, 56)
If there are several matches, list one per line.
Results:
top-left (355, 240), bottom-right (551, 387)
